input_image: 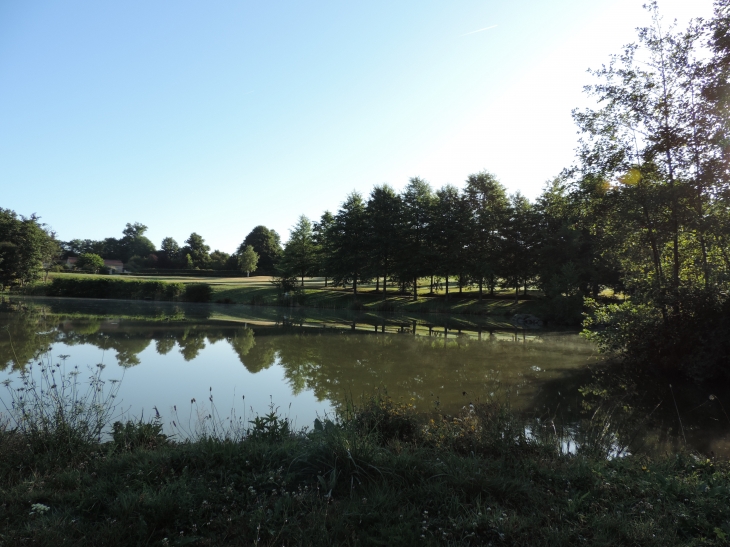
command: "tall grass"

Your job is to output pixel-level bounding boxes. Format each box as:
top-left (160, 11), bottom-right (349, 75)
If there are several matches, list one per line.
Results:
top-left (1, 352), bottom-right (122, 456)
top-left (1, 364), bottom-right (729, 545)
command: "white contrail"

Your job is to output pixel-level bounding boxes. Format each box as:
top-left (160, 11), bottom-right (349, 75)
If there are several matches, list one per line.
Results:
top-left (460, 25), bottom-right (497, 37)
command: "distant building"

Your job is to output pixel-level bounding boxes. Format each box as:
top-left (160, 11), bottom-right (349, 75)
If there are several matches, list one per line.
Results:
top-left (66, 257), bottom-right (125, 273)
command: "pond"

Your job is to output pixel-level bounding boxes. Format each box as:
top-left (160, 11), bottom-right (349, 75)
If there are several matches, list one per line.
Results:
top-left (1, 296), bottom-right (728, 457)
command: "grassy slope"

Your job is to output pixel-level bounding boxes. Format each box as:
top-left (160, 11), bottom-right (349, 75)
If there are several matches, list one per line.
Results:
top-left (26, 273), bottom-right (542, 318)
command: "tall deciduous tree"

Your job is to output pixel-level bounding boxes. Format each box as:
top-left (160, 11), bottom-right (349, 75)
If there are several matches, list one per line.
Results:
top-left (238, 245), bottom-right (259, 277)
top-left (431, 185), bottom-right (470, 298)
top-left (208, 250), bottom-right (231, 270)
top-left (182, 233), bottom-right (210, 269)
top-left (575, 2), bottom-right (730, 378)
top-left (159, 237), bottom-right (180, 268)
top-left (398, 177), bottom-right (434, 300)
top-left (501, 193), bottom-right (538, 300)
top-left (240, 226), bottom-right (282, 275)
top-left (573, 2), bottom-right (730, 312)
top-left (463, 171), bottom-right (510, 297)
top-left (313, 211), bottom-right (335, 287)
top-left (0, 209), bottom-right (59, 288)
top-left (280, 215), bottom-right (317, 286)
top-left (366, 185), bottom-right (401, 299)
top-left (328, 192), bottom-right (368, 295)
top-left (119, 222), bottom-right (155, 263)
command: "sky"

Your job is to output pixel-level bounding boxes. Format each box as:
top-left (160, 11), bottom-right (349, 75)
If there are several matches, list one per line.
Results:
top-left (0, 0), bottom-right (717, 253)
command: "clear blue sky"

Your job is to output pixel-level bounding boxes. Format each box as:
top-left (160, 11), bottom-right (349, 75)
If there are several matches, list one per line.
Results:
top-left (1, 0), bottom-right (715, 253)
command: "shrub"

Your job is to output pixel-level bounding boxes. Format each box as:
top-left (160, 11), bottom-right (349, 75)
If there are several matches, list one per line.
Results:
top-left (583, 292), bottom-right (730, 381)
top-left (183, 283), bottom-right (212, 303)
top-left (47, 277), bottom-right (184, 301)
top-left (75, 253), bottom-right (105, 273)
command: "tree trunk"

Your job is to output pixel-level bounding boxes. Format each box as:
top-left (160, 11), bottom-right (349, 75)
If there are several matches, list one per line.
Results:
top-left (413, 276), bottom-right (418, 301)
top-left (383, 273), bottom-right (387, 301)
top-left (478, 280), bottom-right (483, 299)
top-left (445, 275), bottom-right (449, 299)
top-left (376, 276), bottom-right (380, 293)
top-left (430, 275), bottom-right (434, 294)
top-left (353, 274), bottom-right (358, 296)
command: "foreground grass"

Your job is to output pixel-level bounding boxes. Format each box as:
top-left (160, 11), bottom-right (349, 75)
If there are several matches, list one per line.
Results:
top-left (1, 399), bottom-right (729, 546)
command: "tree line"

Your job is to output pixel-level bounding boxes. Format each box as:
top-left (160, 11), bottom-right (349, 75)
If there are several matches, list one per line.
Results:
top-left (60, 224), bottom-right (283, 277)
top-left (276, 173), bottom-right (602, 305)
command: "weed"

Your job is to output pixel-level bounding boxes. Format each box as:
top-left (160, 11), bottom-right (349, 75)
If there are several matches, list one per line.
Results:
top-left (1, 352), bottom-right (122, 456)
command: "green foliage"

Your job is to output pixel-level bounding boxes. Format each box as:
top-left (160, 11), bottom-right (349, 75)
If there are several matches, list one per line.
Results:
top-left (75, 253), bottom-right (105, 273)
top-left (584, 292), bottom-right (730, 381)
top-left (181, 233), bottom-right (210, 269)
top-left (573, 4), bottom-right (730, 378)
top-left (207, 249), bottom-right (230, 270)
top-left (237, 244), bottom-right (259, 276)
top-left (158, 236), bottom-right (180, 267)
top-left (247, 406), bottom-right (291, 441)
top-left (279, 215), bottom-right (317, 285)
top-left (119, 222), bottom-right (155, 262)
top-left (326, 192), bottom-right (369, 294)
top-left (182, 283), bottom-right (212, 303)
top-left (463, 171), bottom-right (510, 296)
top-left (0, 209), bottom-right (59, 289)
top-left (47, 277), bottom-right (184, 301)
top-left (111, 419), bottom-right (167, 452)
top-left (397, 177), bottom-right (435, 300)
top-left (240, 225), bottom-right (282, 275)
top-left (63, 223), bottom-right (155, 264)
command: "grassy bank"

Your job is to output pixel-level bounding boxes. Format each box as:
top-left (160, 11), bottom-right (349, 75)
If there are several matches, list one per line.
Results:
top-left (13, 273), bottom-right (590, 324)
top-left (210, 284), bottom-right (542, 317)
top-left (1, 394), bottom-right (728, 546)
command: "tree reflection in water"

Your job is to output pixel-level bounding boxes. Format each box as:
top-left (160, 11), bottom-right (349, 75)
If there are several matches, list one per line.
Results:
top-left (1, 296), bottom-right (728, 456)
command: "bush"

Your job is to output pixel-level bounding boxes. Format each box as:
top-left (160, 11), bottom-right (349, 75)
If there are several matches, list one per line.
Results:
top-left (75, 253), bottom-right (105, 273)
top-left (183, 283), bottom-right (212, 303)
top-left (583, 292), bottom-right (730, 381)
top-left (47, 277), bottom-right (184, 301)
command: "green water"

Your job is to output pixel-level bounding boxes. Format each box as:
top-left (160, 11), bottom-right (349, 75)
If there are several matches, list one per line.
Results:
top-left (1, 296), bottom-right (728, 456)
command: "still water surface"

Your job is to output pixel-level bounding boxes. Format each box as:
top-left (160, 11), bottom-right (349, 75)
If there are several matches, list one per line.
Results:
top-left (1, 296), bottom-right (728, 456)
